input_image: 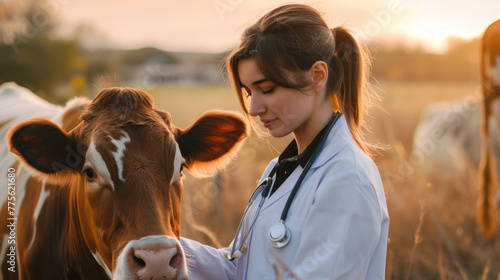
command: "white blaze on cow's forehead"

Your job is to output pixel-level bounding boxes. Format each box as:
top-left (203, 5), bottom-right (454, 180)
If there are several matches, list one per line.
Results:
top-left (171, 143), bottom-right (184, 184)
top-left (110, 132), bottom-right (131, 182)
top-left (86, 141), bottom-right (115, 190)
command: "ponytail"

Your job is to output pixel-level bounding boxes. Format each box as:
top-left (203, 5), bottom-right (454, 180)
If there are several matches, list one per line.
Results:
top-left (329, 26), bottom-right (376, 157)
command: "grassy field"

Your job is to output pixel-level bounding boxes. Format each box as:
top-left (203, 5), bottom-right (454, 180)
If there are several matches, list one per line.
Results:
top-left (146, 80), bottom-right (499, 279)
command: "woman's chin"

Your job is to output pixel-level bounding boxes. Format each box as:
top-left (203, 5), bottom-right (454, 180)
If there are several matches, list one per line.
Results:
top-left (267, 128), bottom-right (290, 138)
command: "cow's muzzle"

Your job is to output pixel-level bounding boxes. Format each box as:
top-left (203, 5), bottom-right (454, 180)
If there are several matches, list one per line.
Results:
top-left (115, 235), bottom-right (188, 280)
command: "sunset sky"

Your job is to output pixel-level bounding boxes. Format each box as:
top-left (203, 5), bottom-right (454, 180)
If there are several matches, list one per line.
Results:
top-left (55, 0), bottom-right (500, 53)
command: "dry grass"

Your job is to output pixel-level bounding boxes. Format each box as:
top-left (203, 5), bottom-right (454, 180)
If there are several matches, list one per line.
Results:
top-left (145, 81), bottom-right (500, 279)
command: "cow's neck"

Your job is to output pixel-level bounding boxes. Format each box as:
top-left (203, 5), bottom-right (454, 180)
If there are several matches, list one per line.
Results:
top-left (62, 177), bottom-right (111, 279)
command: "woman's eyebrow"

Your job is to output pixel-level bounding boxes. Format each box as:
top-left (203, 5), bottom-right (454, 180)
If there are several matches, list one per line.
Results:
top-left (252, 78), bottom-right (269, 85)
top-left (239, 78), bottom-right (269, 89)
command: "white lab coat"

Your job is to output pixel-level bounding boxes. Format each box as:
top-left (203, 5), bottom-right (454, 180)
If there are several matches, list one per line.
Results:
top-left (181, 115), bottom-right (389, 280)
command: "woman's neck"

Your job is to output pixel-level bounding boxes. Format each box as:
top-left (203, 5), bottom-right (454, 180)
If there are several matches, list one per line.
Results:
top-left (293, 103), bottom-right (335, 153)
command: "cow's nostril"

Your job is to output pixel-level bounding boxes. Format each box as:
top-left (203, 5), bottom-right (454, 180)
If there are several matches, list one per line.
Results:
top-left (132, 253), bottom-right (146, 268)
top-left (169, 253), bottom-right (183, 269)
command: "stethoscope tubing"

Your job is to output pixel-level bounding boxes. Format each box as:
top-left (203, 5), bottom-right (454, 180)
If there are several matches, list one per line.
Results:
top-left (226, 112), bottom-right (340, 261)
top-left (279, 112), bottom-right (340, 221)
top-left (228, 176), bottom-right (275, 261)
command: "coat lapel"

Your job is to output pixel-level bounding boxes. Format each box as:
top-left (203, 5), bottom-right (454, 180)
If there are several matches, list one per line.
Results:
top-left (260, 167), bottom-right (301, 211)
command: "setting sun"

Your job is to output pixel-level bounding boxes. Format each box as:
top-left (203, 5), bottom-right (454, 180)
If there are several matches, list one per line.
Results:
top-left (391, 0), bottom-right (500, 52)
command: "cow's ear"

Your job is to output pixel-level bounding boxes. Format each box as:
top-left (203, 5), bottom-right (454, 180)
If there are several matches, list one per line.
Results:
top-left (176, 110), bottom-right (248, 177)
top-left (8, 117), bottom-right (82, 177)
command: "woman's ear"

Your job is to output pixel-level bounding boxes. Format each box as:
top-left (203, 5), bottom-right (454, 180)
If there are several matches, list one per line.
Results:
top-left (310, 61), bottom-right (329, 93)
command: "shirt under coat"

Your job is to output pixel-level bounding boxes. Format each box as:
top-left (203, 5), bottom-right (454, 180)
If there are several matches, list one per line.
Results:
top-left (181, 115), bottom-right (390, 280)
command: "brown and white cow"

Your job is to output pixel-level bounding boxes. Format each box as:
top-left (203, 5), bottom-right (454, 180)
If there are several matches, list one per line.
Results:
top-left (0, 83), bottom-right (248, 279)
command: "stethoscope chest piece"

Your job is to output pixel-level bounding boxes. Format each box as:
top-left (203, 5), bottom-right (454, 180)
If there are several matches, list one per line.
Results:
top-left (269, 221), bottom-right (291, 248)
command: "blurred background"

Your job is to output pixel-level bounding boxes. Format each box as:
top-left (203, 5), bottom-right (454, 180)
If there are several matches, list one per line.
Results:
top-left (1, 0), bottom-right (500, 278)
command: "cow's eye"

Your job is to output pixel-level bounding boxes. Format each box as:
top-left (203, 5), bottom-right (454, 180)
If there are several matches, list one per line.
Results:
top-left (84, 168), bottom-right (97, 181)
top-left (180, 164), bottom-right (185, 173)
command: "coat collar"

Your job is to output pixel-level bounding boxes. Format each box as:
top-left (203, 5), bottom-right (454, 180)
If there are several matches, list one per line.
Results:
top-left (310, 114), bottom-right (351, 169)
top-left (258, 115), bottom-right (352, 211)
top-left (275, 114), bottom-right (351, 170)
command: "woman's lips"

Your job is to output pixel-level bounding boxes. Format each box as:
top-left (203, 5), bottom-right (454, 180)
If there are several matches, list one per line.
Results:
top-left (260, 118), bottom-right (276, 128)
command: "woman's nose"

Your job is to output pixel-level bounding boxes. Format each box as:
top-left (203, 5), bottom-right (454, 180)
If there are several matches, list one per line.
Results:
top-left (248, 95), bottom-right (266, 117)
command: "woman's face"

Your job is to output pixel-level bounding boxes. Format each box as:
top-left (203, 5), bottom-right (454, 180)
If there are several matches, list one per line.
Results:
top-left (238, 58), bottom-right (316, 138)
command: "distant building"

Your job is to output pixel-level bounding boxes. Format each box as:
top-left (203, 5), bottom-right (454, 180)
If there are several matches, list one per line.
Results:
top-left (119, 49), bottom-right (228, 87)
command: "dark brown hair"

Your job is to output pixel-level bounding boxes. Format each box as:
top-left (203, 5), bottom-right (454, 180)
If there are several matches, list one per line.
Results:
top-left (227, 4), bottom-right (377, 157)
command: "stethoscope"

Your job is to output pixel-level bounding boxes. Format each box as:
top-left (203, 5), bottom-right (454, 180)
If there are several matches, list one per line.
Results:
top-left (225, 113), bottom-right (340, 261)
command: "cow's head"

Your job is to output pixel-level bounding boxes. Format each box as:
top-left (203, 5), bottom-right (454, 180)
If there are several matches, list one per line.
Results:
top-left (8, 87), bottom-right (248, 279)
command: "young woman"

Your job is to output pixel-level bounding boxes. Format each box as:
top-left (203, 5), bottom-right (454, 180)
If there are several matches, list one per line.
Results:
top-left (181, 4), bottom-right (389, 279)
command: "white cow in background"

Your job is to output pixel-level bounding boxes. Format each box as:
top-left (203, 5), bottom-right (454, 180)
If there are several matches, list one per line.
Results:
top-left (412, 98), bottom-right (500, 210)
top-left (412, 98), bottom-right (500, 178)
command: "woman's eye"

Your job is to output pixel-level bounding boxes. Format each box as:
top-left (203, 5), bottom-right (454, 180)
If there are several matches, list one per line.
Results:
top-left (84, 168), bottom-right (97, 180)
top-left (262, 87), bottom-right (275, 94)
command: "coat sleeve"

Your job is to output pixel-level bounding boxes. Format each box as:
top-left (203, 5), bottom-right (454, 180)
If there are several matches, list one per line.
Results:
top-left (180, 159), bottom-right (280, 280)
top-left (181, 237), bottom-right (236, 280)
top-left (289, 167), bottom-right (385, 280)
